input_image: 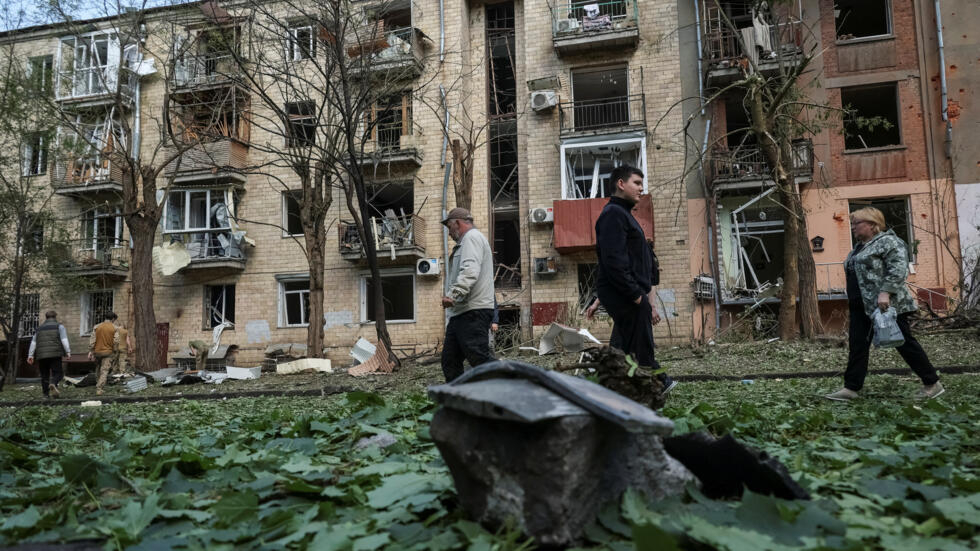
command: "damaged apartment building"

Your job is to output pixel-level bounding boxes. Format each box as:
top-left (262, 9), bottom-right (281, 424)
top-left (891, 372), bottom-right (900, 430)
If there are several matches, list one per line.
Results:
top-left (1, 0), bottom-right (698, 368)
top-left (681, 0), bottom-right (968, 335)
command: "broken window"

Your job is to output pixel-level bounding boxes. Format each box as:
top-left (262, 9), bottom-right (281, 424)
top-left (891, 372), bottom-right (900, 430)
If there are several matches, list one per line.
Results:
top-left (371, 93), bottom-right (411, 150)
top-left (489, 119), bottom-right (519, 208)
top-left (286, 101), bottom-right (316, 147)
top-left (282, 190), bottom-right (304, 236)
top-left (170, 87), bottom-right (250, 142)
top-left (849, 197), bottom-right (915, 260)
top-left (492, 211), bottom-right (522, 289)
top-left (164, 189), bottom-right (239, 260)
top-left (487, 2), bottom-right (517, 116)
top-left (279, 277), bottom-right (310, 327)
top-left (561, 137), bottom-right (645, 199)
top-left (81, 290), bottom-right (113, 335)
top-left (717, 189), bottom-right (786, 296)
top-left (842, 83), bottom-right (901, 150)
top-left (571, 66), bottom-right (629, 130)
top-left (288, 23), bottom-right (316, 61)
top-left (21, 217), bottom-right (44, 255)
top-left (365, 180), bottom-right (414, 218)
top-left (81, 207), bottom-right (122, 250)
top-left (577, 263), bottom-right (604, 314)
top-left (362, 272), bottom-right (414, 322)
top-left (204, 285), bottom-right (235, 328)
top-left (22, 133), bottom-right (48, 176)
top-left (27, 55), bottom-right (53, 96)
top-left (835, 0), bottom-right (891, 41)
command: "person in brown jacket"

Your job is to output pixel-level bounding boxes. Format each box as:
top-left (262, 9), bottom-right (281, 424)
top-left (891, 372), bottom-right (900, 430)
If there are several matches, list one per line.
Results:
top-left (115, 321), bottom-right (133, 374)
top-left (88, 312), bottom-right (120, 395)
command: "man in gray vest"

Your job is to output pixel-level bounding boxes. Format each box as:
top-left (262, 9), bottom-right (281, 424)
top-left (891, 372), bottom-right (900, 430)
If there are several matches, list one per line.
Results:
top-left (441, 207), bottom-right (496, 381)
top-left (27, 310), bottom-right (71, 399)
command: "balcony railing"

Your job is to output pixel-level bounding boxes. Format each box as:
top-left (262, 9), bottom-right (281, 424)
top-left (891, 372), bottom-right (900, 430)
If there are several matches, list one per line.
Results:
top-left (708, 139), bottom-right (813, 186)
top-left (704, 20), bottom-right (803, 72)
top-left (66, 238), bottom-right (130, 276)
top-left (173, 54), bottom-right (242, 88)
top-left (164, 229), bottom-right (247, 267)
top-left (815, 262), bottom-right (846, 297)
top-left (52, 154), bottom-right (125, 193)
top-left (56, 66), bottom-right (137, 104)
top-left (339, 214), bottom-right (425, 260)
top-left (558, 94), bottom-right (646, 135)
top-left (551, 0), bottom-right (639, 54)
top-left (164, 139), bottom-right (249, 184)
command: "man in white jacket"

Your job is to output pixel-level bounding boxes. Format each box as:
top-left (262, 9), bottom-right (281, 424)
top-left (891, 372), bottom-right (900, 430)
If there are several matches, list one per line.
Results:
top-left (441, 207), bottom-right (496, 381)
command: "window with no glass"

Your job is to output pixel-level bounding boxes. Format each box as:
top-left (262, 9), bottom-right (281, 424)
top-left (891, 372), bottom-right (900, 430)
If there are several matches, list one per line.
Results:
top-left (835, 0), bottom-right (891, 41)
top-left (282, 190), bottom-right (304, 236)
top-left (279, 277), bottom-right (311, 327)
top-left (361, 272), bottom-right (414, 323)
top-left (286, 101), bottom-right (316, 147)
top-left (204, 285), bottom-right (236, 329)
top-left (842, 83), bottom-right (900, 150)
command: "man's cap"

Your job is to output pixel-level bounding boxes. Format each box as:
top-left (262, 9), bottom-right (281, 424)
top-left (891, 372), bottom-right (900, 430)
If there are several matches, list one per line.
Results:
top-left (442, 207), bottom-right (473, 226)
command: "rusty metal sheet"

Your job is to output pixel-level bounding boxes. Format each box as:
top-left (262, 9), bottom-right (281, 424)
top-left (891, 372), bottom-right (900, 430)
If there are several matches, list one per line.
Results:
top-left (431, 360), bottom-right (675, 435)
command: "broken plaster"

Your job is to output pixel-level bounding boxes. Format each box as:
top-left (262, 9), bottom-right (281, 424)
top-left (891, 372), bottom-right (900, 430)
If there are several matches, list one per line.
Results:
top-left (245, 320), bottom-right (271, 344)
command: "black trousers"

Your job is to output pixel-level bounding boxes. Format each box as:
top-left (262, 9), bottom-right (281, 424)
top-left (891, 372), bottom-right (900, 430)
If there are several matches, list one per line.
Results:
top-left (606, 295), bottom-right (660, 370)
top-left (845, 303), bottom-right (939, 391)
top-left (38, 357), bottom-right (64, 396)
top-left (442, 309), bottom-right (495, 382)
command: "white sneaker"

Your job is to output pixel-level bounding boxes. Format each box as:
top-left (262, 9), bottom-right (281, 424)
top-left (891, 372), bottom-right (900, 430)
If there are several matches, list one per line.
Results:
top-left (824, 388), bottom-right (859, 402)
top-left (914, 382), bottom-right (945, 400)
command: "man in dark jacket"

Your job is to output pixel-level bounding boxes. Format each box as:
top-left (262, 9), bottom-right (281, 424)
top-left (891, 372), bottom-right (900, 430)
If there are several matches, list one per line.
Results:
top-left (593, 165), bottom-right (675, 396)
top-left (27, 311), bottom-right (72, 399)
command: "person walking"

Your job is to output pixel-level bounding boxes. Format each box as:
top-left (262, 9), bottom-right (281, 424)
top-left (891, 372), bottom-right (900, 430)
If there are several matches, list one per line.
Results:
top-left (88, 312), bottom-right (119, 395)
top-left (593, 164), bottom-right (676, 396)
top-left (115, 321), bottom-right (133, 374)
top-left (27, 311), bottom-right (71, 399)
top-left (825, 207), bottom-right (944, 401)
top-left (441, 207), bottom-right (496, 382)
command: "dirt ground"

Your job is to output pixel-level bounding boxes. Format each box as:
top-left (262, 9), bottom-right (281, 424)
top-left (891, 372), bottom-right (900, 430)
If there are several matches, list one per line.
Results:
top-left (2, 328), bottom-right (977, 406)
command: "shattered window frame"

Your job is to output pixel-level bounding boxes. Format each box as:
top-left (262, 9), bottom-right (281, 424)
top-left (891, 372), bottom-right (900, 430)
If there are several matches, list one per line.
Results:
top-left (204, 284), bottom-right (236, 329)
top-left (841, 82), bottom-right (902, 150)
top-left (848, 196), bottom-right (916, 263)
top-left (22, 133), bottom-right (48, 176)
top-left (278, 276), bottom-right (311, 327)
top-left (80, 289), bottom-right (113, 336)
top-left (360, 269), bottom-right (415, 323)
top-left (287, 22), bottom-right (316, 61)
top-left (281, 190), bottom-right (304, 236)
top-left (163, 188), bottom-right (232, 233)
top-left (835, 0), bottom-right (892, 41)
top-left (559, 136), bottom-right (647, 199)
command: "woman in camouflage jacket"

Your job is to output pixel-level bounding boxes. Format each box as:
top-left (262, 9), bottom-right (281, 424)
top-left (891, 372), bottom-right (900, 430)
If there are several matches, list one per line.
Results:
top-left (825, 207), bottom-right (944, 402)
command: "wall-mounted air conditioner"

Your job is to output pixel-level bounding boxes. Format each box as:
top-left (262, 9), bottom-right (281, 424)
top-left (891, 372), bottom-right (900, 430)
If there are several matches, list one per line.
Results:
top-left (530, 90), bottom-right (558, 112)
top-left (529, 206), bottom-right (554, 224)
top-left (555, 18), bottom-right (581, 34)
top-left (416, 258), bottom-right (440, 276)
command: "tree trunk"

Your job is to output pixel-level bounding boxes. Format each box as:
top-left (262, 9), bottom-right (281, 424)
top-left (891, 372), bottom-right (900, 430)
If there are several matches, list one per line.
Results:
top-left (128, 219), bottom-right (159, 372)
top-left (451, 139), bottom-right (472, 211)
top-left (776, 182), bottom-right (801, 340)
top-left (1, 222), bottom-right (28, 390)
top-left (796, 206), bottom-right (824, 338)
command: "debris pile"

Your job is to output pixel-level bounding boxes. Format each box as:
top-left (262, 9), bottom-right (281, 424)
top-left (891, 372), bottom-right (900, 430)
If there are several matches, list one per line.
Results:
top-left (263, 343), bottom-right (308, 372)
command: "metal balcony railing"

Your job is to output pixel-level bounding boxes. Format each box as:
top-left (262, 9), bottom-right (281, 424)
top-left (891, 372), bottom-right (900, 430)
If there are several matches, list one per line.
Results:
top-left (552, 0), bottom-right (638, 36)
top-left (67, 238), bottom-right (130, 273)
top-left (164, 229), bottom-right (247, 263)
top-left (339, 214), bottom-right (425, 258)
top-left (173, 54), bottom-right (242, 88)
top-left (558, 94), bottom-right (646, 134)
top-left (815, 262), bottom-right (846, 296)
top-left (709, 139), bottom-right (812, 184)
top-left (56, 66), bottom-right (137, 103)
top-left (704, 20), bottom-right (803, 70)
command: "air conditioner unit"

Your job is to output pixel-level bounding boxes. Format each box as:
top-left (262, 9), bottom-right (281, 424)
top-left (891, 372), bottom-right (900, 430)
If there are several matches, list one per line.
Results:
top-left (530, 90), bottom-right (558, 112)
top-left (533, 257), bottom-right (558, 275)
top-left (416, 258), bottom-right (440, 276)
top-left (555, 18), bottom-right (580, 34)
top-left (529, 206), bottom-right (554, 224)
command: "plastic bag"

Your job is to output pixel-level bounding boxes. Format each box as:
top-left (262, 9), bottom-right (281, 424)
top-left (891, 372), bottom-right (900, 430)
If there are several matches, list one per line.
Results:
top-left (872, 307), bottom-right (905, 349)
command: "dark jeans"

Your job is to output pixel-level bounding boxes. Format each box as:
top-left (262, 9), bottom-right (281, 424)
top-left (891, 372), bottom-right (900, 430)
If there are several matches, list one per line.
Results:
top-left (606, 295), bottom-right (673, 388)
top-left (38, 357), bottom-right (64, 396)
top-left (845, 303), bottom-right (939, 391)
top-left (442, 308), bottom-right (495, 382)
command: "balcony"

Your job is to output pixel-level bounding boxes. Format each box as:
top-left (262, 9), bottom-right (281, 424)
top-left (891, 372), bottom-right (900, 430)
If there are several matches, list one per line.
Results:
top-left (552, 195), bottom-right (654, 254)
top-left (558, 94), bottom-right (646, 137)
top-left (339, 214), bottom-right (426, 262)
top-left (66, 239), bottom-right (130, 279)
top-left (55, 66), bottom-right (137, 108)
top-left (173, 54), bottom-right (243, 90)
top-left (552, 0), bottom-right (639, 56)
top-left (164, 139), bottom-right (249, 185)
top-left (708, 139), bottom-right (813, 191)
top-left (52, 154), bottom-right (126, 196)
top-left (357, 125), bottom-right (423, 168)
top-left (703, 20), bottom-right (803, 86)
top-left (349, 26), bottom-right (426, 80)
top-left (165, 229), bottom-right (247, 271)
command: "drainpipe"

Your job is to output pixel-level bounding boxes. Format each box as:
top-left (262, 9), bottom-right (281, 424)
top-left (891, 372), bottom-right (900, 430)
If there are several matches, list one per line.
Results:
top-left (442, 161), bottom-right (452, 297)
top-left (699, 119), bottom-right (720, 331)
top-left (934, 0), bottom-right (952, 158)
top-left (132, 70), bottom-right (141, 160)
top-left (439, 0), bottom-right (445, 62)
top-left (693, 0), bottom-right (705, 114)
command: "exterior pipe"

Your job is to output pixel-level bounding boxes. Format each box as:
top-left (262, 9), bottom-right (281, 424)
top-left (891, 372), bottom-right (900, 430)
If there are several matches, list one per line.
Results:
top-left (700, 119), bottom-right (720, 330)
top-left (442, 161), bottom-right (452, 296)
top-left (693, 0), bottom-right (705, 114)
top-left (934, 0), bottom-right (952, 157)
top-left (440, 85), bottom-right (448, 167)
top-left (439, 0), bottom-right (445, 62)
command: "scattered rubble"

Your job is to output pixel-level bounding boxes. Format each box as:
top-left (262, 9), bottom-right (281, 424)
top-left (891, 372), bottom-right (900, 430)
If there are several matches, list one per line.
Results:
top-left (276, 358), bottom-right (333, 375)
top-left (521, 322), bottom-right (601, 355)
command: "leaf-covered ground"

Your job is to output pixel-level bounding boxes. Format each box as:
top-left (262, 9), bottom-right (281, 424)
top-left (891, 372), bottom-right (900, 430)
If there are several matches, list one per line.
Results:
top-left (2, 370), bottom-right (979, 550)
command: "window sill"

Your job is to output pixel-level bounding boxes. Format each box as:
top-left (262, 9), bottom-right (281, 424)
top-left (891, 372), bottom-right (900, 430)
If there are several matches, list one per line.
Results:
top-left (280, 324), bottom-right (310, 329)
top-left (842, 145), bottom-right (906, 155)
top-left (360, 320), bottom-right (416, 325)
top-left (835, 34), bottom-right (895, 46)
top-left (282, 233), bottom-right (305, 238)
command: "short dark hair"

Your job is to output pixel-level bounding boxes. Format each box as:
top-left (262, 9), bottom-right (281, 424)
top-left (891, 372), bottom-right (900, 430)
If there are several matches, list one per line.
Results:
top-left (44, 310), bottom-right (57, 319)
top-left (104, 312), bottom-right (117, 321)
top-left (610, 164), bottom-right (644, 188)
